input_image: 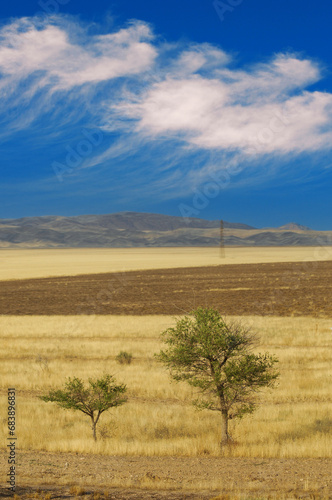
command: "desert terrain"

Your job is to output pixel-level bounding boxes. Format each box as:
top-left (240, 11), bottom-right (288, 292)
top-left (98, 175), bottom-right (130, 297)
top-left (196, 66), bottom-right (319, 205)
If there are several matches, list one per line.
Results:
top-left (0, 248), bottom-right (332, 499)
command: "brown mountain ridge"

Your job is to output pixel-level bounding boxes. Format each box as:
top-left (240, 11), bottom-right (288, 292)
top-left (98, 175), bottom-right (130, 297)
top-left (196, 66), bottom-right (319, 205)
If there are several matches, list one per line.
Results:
top-left (0, 212), bottom-right (330, 248)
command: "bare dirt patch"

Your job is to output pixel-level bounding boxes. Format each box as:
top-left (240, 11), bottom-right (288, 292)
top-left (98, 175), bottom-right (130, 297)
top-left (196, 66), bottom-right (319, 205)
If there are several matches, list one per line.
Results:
top-left (1, 261), bottom-right (332, 317)
top-left (1, 451), bottom-right (331, 499)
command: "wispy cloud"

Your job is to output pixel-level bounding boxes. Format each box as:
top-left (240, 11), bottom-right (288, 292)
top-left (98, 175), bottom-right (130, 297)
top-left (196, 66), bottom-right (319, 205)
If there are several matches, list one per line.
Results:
top-left (0, 16), bottom-right (156, 137)
top-left (0, 14), bottom-right (332, 202)
top-left (0, 17), bottom-right (156, 88)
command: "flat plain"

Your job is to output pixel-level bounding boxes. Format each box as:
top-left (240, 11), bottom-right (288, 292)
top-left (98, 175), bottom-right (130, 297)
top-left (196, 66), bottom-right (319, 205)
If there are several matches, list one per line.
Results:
top-left (0, 248), bottom-right (332, 499)
top-left (1, 246), bottom-right (332, 280)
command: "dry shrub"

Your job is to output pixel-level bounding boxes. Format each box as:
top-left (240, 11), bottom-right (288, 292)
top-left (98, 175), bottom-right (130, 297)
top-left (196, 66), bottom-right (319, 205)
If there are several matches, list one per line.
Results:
top-left (116, 351), bottom-right (133, 365)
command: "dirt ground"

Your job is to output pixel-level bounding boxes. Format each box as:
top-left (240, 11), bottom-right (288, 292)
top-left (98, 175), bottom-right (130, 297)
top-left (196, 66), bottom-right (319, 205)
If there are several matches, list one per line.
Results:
top-left (1, 261), bottom-right (332, 317)
top-left (1, 451), bottom-right (331, 499)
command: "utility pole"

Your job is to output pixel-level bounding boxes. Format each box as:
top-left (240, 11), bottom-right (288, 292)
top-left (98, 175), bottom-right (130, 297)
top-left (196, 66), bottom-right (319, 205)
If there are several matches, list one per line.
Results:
top-left (220, 219), bottom-right (225, 258)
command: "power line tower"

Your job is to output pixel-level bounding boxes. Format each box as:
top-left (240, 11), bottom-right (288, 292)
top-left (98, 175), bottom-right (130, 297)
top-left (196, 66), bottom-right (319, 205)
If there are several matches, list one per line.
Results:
top-left (220, 219), bottom-right (225, 258)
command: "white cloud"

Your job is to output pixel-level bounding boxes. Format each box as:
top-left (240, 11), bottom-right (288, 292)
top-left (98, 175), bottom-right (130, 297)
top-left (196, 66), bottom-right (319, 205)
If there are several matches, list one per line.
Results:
top-left (0, 14), bottom-right (332, 199)
top-left (116, 52), bottom-right (332, 156)
top-left (170, 44), bottom-right (230, 76)
top-left (0, 17), bottom-right (156, 90)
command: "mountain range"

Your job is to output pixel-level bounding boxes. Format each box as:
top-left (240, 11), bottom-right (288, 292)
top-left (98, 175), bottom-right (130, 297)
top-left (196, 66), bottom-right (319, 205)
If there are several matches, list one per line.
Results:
top-left (0, 212), bottom-right (331, 248)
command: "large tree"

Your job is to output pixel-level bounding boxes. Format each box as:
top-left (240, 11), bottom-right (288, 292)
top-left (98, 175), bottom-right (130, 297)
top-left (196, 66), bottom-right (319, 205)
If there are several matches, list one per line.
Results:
top-left (157, 307), bottom-right (279, 447)
top-left (40, 374), bottom-right (127, 441)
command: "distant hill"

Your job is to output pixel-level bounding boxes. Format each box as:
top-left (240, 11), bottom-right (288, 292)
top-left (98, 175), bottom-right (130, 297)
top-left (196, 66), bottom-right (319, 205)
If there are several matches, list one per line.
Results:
top-left (278, 222), bottom-right (312, 231)
top-left (0, 212), bottom-right (255, 232)
top-left (0, 212), bottom-right (331, 248)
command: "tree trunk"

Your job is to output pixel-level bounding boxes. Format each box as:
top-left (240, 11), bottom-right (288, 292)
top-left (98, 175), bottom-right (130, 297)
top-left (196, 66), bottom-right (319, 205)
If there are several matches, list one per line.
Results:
top-left (91, 418), bottom-right (97, 441)
top-left (220, 409), bottom-right (230, 448)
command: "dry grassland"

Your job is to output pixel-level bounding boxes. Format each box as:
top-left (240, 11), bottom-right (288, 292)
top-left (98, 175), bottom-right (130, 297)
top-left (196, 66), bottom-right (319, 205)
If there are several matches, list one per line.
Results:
top-left (1, 247), bottom-right (332, 497)
top-left (1, 246), bottom-right (332, 280)
top-left (0, 315), bottom-right (331, 459)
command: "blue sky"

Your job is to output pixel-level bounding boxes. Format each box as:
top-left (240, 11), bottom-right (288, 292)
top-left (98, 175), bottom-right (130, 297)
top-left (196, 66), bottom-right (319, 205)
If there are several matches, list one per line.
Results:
top-left (0, 0), bottom-right (332, 229)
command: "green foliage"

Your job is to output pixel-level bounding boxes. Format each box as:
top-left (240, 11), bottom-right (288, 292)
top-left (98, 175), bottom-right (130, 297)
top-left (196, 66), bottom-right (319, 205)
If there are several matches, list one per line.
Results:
top-left (116, 351), bottom-right (133, 365)
top-left (156, 307), bottom-right (279, 443)
top-left (39, 374), bottom-right (127, 440)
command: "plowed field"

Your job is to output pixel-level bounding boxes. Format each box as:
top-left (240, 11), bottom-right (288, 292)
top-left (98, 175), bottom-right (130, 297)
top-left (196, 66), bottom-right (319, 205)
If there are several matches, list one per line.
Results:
top-left (1, 260), bottom-right (332, 316)
top-left (1, 452), bottom-right (331, 499)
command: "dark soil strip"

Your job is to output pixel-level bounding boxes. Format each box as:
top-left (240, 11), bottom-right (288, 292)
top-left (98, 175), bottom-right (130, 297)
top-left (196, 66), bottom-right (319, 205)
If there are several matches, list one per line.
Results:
top-left (1, 261), bottom-right (332, 316)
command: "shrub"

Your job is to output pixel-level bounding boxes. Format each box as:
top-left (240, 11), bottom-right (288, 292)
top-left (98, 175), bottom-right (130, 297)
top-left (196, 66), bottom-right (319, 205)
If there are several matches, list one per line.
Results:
top-left (116, 351), bottom-right (133, 365)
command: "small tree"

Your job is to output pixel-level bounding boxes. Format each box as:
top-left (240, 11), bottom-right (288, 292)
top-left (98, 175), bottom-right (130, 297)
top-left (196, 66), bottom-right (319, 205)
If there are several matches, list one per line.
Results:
top-left (39, 374), bottom-right (127, 441)
top-left (156, 307), bottom-right (279, 447)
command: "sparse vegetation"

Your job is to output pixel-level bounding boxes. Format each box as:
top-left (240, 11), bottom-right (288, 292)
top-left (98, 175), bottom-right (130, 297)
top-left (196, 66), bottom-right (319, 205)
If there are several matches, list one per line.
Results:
top-left (0, 314), bottom-right (331, 457)
top-left (0, 247), bottom-right (332, 498)
top-left (39, 374), bottom-right (127, 441)
top-left (157, 308), bottom-right (279, 446)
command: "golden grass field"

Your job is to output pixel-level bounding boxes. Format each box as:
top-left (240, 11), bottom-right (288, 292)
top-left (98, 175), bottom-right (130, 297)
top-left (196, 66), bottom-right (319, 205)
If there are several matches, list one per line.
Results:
top-left (1, 246), bottom-right (332, 280)
top-left (1, 248), bottom-right (332, 498)
top-left (1, 314), bottom-right (331, 459)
